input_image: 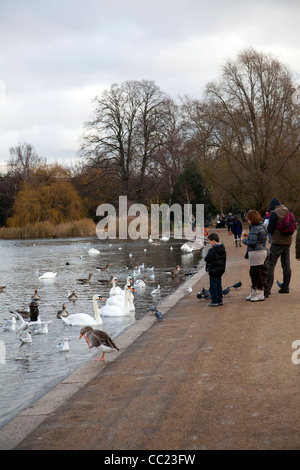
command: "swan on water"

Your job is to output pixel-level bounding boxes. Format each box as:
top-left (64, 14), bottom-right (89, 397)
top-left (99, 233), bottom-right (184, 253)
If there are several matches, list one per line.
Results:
top-left (39, 272), bottom-right (57, 279)
top-left (60, 295), bottom-right (104, 326)
top-left (100, 285), bottom-right (135, 317)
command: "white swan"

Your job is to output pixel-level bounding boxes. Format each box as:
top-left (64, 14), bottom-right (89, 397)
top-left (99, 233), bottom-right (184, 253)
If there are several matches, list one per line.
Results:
top-left (181, 243), bottom-right (193, 253)
top-left (39, 272), bottom-right (57, 279)
top-left (109, 276), bottom-right (123, 296)
top-left (100, 285), bottom-right (134, 317)
top-left (88, 248), bottom-right (100, 255)
top-left (60, 295), bottom-right (104, 326)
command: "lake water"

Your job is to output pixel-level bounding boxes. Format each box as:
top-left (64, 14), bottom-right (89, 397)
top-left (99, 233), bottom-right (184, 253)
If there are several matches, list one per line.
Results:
top-left (0, 236), bottom-right (204, 428)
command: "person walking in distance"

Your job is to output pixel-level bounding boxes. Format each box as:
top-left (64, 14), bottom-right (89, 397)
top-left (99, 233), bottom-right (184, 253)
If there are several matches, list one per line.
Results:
top-left (267, 198), bottom-right (293, 294)
top-left (232, 215), bottom-right (243, 247)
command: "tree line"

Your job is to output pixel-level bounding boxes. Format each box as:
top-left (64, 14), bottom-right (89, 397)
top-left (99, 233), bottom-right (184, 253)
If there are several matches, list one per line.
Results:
top-left (1, 48), bottom-right (300, 228)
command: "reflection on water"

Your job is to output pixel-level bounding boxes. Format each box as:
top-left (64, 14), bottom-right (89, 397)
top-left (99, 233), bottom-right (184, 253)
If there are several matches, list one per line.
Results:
top-left (0, 236), bottom-right (204, 428)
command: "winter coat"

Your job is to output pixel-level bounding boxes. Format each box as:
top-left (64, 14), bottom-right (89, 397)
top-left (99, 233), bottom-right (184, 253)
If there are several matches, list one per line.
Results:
top-left (204, 243), bottom-right (226, 278)
top-left (268, 204), bottom-right (293, 245)
top-left (232, 219), bottom-right (242, 236)
top-left (242, 221), bottom-right (267, 252)
top-left (296, 224), bottom-right (300, 259)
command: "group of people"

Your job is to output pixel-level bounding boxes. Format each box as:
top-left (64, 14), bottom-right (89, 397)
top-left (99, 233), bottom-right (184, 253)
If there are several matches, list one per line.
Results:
top-left (204, 197), bottom-right (297, 307)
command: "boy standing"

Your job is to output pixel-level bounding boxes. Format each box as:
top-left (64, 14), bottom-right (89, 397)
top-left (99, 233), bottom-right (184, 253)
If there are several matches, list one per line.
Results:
top-left (204, 233), bottom-right (226, 307)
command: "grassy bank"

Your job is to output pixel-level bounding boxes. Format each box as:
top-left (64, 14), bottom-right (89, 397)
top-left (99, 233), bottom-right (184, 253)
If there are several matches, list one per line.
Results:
top-left (0, 218), bottom-right (97, 239)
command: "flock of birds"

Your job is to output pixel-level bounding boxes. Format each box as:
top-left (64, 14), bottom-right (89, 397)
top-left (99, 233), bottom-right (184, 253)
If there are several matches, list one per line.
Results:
top-left (1, 247), bottom-right (192, 361)
top-left (195, 281), bottom-right (243, 300)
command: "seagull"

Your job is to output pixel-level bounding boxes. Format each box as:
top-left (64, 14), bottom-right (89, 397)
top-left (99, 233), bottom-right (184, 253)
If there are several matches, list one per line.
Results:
top-left (185, 285), bottom-right (193, 294)
top-left (155, 309), bottom-right (163, 321)
top-left (151, 285), bottom-right (161, 294)
top-left (12, 311), bottom-right (30, 333)
top-left (2, 315), bottom-right (17, 331)
top-left (79, 326), bottom-right (119, 361)
top-left (18, 331), bottom-right (32, 345)
top-left (57, 338), bottom-right (70, 352)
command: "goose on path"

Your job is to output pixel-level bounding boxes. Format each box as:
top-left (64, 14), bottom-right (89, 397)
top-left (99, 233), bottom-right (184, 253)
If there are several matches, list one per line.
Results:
top-left (79, 326), bottom-right (119, 361)
top-left (60, 295), bottom-right (104, 326)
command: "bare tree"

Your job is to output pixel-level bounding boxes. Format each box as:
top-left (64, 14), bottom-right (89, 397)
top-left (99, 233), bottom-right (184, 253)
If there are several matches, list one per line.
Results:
top-left (184, 49), bottom-right (300, 211)
top-left (7, 142), bottom-right (45, 182)
top-left (80, 80), bottom-right (174, 201)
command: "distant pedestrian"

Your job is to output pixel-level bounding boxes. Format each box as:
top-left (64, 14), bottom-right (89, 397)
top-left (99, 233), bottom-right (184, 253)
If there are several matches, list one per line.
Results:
top-left (227, 213), bottom-right (234, 235)
top-left (204, 233), bottom-right (226, 307)
top-left (242, 210), bottom-right (268, 302)
top-left (232, 216), bottom-right (243, 247)
top-left (267, 198), bottom-right (293, 294)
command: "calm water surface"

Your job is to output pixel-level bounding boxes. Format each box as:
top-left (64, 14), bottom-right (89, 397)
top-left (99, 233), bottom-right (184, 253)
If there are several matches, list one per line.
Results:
top-left (0, 236), bottom-right (204, 428)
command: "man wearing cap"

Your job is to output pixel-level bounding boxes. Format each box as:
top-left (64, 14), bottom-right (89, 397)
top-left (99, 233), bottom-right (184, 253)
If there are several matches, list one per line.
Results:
top-left (267, 197), bottom-right (292, 294)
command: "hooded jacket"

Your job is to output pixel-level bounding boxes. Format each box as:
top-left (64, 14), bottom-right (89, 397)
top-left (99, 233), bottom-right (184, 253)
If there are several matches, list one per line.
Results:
top-left (204, 243), bottom-right (226, 278)
top-left (268, 204), bottom-right (292, 245)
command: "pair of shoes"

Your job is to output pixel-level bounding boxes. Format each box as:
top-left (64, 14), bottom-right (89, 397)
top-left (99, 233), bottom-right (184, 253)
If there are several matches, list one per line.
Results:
top-left (208, 302), bottom-right (220, 307)
top-left (278, 288), bottom-right (289, 293)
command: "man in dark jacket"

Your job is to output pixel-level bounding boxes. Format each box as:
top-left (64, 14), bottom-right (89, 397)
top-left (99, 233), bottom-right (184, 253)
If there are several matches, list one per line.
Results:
top-left (267, 197), bottom-right (292, 294)
top-left (204, 233), bottom-right (226, 307)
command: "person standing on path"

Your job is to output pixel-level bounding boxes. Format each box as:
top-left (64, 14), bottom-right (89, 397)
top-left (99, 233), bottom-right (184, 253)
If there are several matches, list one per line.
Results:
top-left (204, 233), bottom-right (226, 307)
top-left (267, 198), bottom-right (293, 294)
top-left (242, 210), bottom-right (268, 302)
top-left (227, 213), bottom-right (233, 235)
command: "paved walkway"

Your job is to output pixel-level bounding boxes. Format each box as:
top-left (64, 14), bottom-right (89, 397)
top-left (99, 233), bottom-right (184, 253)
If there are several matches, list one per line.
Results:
top-left (1, 228), bottom-right (300, 450)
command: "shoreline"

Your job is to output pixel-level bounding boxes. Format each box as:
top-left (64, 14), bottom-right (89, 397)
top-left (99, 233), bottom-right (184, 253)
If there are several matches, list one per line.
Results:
top-left (0, 262), bottom-right (207, 449)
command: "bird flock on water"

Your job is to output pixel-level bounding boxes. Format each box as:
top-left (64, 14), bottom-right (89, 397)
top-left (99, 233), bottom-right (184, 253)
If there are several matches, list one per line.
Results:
top-left (1, 239), bottom-right (200, 361)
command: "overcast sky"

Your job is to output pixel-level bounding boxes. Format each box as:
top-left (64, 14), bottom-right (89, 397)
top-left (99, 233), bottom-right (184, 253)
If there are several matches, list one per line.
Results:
top-left (0, 0), bottom-right (299, 169)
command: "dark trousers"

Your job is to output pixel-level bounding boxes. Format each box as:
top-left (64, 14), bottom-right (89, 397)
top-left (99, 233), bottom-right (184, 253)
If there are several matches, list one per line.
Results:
top-left (249, 265), bottom-right (265, 290)
top-left (209, 275), bottom-right (223, 304)
top-left (267, 244), bottom-right (291, 292)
